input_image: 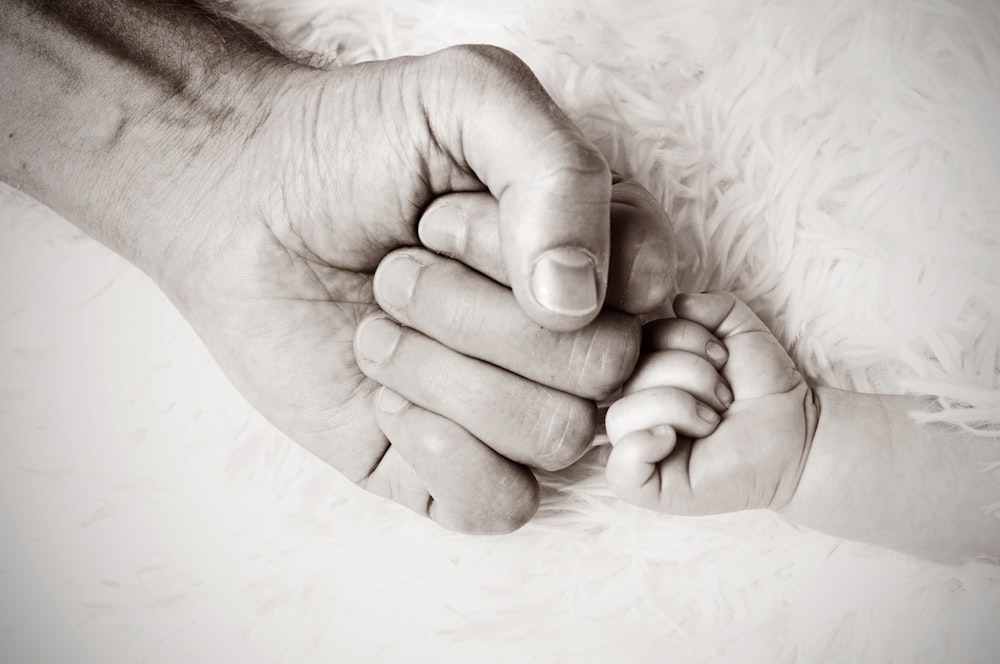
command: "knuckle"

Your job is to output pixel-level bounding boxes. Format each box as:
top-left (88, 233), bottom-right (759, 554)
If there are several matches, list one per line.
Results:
top-left (678, 319), bottom-right (705, 347)
top-left (653, 319), bottom-right (683, 349)
top-left (672, 292), bottom-right (695, 314)
top-left (532, 134), bottom-right (609, 186)
top-left (442, 43), bottom-right (528, 74)
top-left (435, 271), bottom-right (486, 336)
top-left (524, 393), bottom-right (597, 471)
top-left (457, 476), bottom-right (540, 535)
top-left (414, 431), bottom-right (540, 535)
top-left (431, 44), bottom-right (532, 89)
top-left (569, 314), bottom-right (641, 401)
top-left (431, 46), bottom-right (609, 192)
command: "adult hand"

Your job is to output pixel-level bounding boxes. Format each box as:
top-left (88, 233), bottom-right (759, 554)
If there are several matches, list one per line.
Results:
top-left (1, 1), bottom-right (675, 532)
top-left (356, 180), bottom-right (676, 531)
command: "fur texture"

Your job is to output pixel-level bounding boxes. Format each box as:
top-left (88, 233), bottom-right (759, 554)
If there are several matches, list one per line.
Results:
top-left (2, 0), bottom-right (999, 662)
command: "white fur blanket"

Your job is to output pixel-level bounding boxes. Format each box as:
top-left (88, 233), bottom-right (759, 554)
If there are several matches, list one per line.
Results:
top-left (2, 0), bottom-right (999, 662)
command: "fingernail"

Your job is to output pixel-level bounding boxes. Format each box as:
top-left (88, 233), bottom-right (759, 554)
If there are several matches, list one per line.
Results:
top-left (696, 403), bottom-right (720, 424)
top-left (377, 386), bottom-right (409, 414)
top-left (706, 340), bottom-right (727, 366)
top-left (649, 424), bottom-right (673, 436)
top-left (419, 205), bottom-right (466, 255)
top-left (716, 383), bottom-right (733, 409)
top-left (355, 316), bottom-right (401, 364)
top-left (374, 253), bottom-right (424, 313)
top-left (531, 247), bottom-right (599, 316)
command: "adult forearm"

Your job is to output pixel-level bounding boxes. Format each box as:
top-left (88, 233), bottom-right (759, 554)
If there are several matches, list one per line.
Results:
top-left (0, 0), bottom-right (282, 282)
top-left (782, 387), bottom-right (1000, 564)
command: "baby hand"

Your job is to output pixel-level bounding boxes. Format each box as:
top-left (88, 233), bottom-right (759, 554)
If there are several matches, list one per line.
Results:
top-left (604, 292), bottom-right (815, 515)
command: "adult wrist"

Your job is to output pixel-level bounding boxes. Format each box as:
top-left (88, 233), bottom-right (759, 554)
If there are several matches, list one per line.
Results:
top-left (0, 0), bottom-right (293, 287)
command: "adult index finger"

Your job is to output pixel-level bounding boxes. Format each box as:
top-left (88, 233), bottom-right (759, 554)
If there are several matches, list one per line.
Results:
top-left (421, 45), bottom-right (610, 332)
top-left (419, 181), bottom-right (676, 315)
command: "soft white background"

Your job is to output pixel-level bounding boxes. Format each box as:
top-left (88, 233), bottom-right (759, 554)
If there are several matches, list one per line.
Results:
top-left (2, 0), bottom-right (999, 662)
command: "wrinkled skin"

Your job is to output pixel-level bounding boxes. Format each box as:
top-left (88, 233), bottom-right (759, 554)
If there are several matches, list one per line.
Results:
top-left (159, 47), bottom-right (677, 533)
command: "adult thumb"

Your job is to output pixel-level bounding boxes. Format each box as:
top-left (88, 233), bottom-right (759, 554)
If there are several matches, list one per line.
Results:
top-left (420, 45), bottom-right (611, 332)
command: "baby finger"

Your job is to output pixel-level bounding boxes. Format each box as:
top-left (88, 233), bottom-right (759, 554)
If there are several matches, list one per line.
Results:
top-left (642, 317), bottom-right (728, 369)
top-left (605, 385), bottom-right (720, 444)
top-left (605, 428), bottom-right (680, 509)
top-left (624, 350), bottom-right (733, 411)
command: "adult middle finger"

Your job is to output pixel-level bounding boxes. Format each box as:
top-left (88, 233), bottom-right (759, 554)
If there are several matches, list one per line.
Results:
top-left (353, 313), bottom-right (597, 471)
top-left (372, 247), bottom-right (641, 402)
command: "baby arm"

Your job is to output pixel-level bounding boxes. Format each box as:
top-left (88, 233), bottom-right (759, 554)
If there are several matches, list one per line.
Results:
top-left (604, 292), bottom-right (1000, 564)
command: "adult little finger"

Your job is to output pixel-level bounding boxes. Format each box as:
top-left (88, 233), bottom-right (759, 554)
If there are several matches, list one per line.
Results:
top-left (371, 387), bottom-right (540, 534)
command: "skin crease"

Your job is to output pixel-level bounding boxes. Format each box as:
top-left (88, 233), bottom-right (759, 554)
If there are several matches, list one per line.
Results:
top-left (1, 1), bottom-right (678, 533)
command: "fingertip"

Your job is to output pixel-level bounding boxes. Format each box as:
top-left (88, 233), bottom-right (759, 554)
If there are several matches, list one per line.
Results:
top-left (376, 386), bottom-right (410, 415)
top-left (618, 427), bottom-right (678, 459)
top-left (534, 395), bottom-right (599, 471)
top-left (607, 385), bottom-right (719, 441)
top-left (674, 292), bottom-right (733, 322)
top-left (675, 291), bottom-right (774, 340)
top-left (671, 292), bottom-right (728, 331)
top-left (418, 199), bottom-right (468, 258)
top-left (375, 396), bottom-right (541, 534)
top-left (641, 317), bottom-right (728, 370)
top-left (418, 193), bottom-right (512, 286)
top-left (604, 398), bottom-right (632, 444)
top-left (605, 429), bottom-right (675, 504)
top-left (705, 339), bottom-right (729, 369)
top-left (606, 237), bottom-right (675, 315)
top-left (497, 153), bottom-right (611, 332)
top-left (605, 431), bottom-right (653, 493)
top-left (434, 473), bottom-right (540, 535)
top-left (353, 313), bottom-right (403, 368)
top-left (521, 245), bottom-right (604, 330)
top-left (694, 401), bottom-right (721, 426)
top-left (606, 183), bottom-right (677, 315)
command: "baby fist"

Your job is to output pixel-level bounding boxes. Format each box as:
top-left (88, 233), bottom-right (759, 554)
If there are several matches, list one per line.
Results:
top-left (604, 292), bottom-right (815, 515)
